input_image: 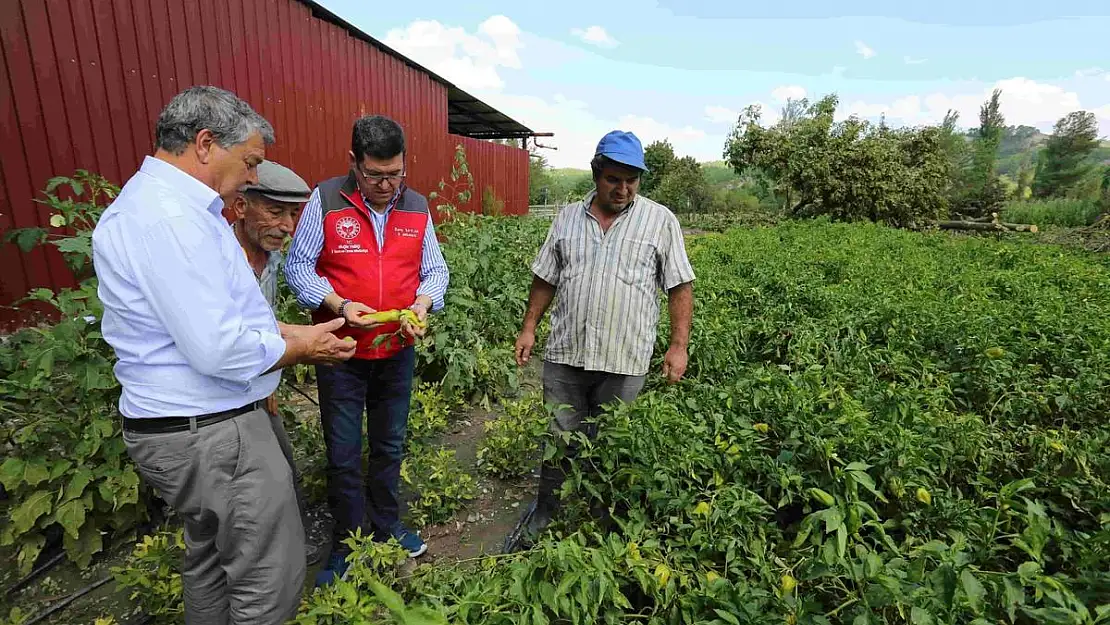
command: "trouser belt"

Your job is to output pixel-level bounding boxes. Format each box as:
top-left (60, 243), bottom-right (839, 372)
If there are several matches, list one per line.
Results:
top-left (122, 401), bottom-right (261, 434)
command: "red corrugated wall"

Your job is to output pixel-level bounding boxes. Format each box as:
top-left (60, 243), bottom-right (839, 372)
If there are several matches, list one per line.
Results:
top-left (451, 135), bottom-right (529, 217)
top-left (0, 0), bottom-right (528, 330)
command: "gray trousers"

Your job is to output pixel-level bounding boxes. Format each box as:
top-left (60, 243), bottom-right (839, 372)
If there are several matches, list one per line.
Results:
top-left (266, 409), bottom-right (308, 530)
top-left (537, 361), bottom-right (646, 513)
top-left (124, 408), bottom-right (305, 625)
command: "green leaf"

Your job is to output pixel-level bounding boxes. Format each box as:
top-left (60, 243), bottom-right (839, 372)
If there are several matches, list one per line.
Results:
top-left (22, 459), bottom-right (51, 488)
top-left (960, 569), bottom-right (986, 613)
top-left (1017, 561), bottom-right (1041, 580)
top-left (16, 533), bottom-right (46, 576)
top-left (1023, 608), bottom-right (1087, 625)
top-left (0, 458), bottom-right (26, 491)
top-left (931, 564), bottom-right (957, 610)
top-left (836, 524), bottom-right (847, 558)
top-left (1001, 478), bottom-right (1036, 499)
top-left (63, 522), bottom-right (102, 569)
top-left (1003, 577), bottom-right (1025, 623)
top-left (4, 227), bottom-right (48, 252)
top-left (368, 578), bottom-right (406, 614)
top-left (910, 607), bottom-right (935, 625)
top-left (10, 490), bottom-right (54, 534)
top-left (63, 468), bottom-right (95, 502)
top-left (403, 607), bottom-right (450, 625)
top-left (54, 499), bottom-right (87, 540)
top-left (49, 459), bottom-right (73, 481)
top-left (714, 610), bottom-right (741, 625)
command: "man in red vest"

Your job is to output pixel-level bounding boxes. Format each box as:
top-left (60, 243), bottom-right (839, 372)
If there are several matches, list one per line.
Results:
top-left (284, 115), bottom-right (449, 586)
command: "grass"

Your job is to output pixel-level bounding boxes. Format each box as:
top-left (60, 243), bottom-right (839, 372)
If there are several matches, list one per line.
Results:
top-left (1001, 197), bottom-right (1103, 227)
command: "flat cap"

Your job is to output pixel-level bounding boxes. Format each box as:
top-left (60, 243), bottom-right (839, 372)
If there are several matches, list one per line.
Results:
top-left (242, 160), bottom-right (312, 203)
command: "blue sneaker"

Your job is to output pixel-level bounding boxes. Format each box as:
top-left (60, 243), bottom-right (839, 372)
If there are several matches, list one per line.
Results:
top-left (313, 551), bottom-right (351, 588)
top-left (389, 525), bottom-right (427, 558)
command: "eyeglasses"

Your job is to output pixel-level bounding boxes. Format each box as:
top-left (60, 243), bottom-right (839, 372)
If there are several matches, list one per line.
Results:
top-left (355, 167), bottom-right (406, 186)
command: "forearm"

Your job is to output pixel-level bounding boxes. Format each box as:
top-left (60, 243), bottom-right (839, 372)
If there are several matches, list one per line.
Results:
top-left (522, 276), bottom-right (557, 332)
top-left (319, 292), bottom-right (346, 315)
top-left (667, 282), bottom-right (693, 348)
top-left (263, 336), bottom-right (306, 375)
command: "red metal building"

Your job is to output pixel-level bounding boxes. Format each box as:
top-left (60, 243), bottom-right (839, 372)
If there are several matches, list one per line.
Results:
top-left (0, 0), bottom-right (538, 329)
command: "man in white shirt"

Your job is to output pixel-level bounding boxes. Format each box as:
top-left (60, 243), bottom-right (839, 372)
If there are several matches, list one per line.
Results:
top-left (92, 85), bottom-right (355, 625)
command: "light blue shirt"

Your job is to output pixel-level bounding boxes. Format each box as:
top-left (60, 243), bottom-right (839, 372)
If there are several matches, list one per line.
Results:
top-left (92, 156), bottom-right (286, 419)
top-left (284, 187), bottom-right (450, 312)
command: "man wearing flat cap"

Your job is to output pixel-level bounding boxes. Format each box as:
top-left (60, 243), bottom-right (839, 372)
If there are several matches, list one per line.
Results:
top-left (224, 159), bottom-right (315, 549)
top-left (508, 130), bottom-right (696, 550)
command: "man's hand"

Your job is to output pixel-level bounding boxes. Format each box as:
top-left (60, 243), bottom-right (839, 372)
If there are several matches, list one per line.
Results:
top-left (265, 393), bottom-right (278, 417)
top-left (341, 301), bottom-right (381, 330)
top-left (515, 327), bottom-right (536, 367)
top-left (662, 344), bottom-right (688, 383)
top-left (401, 297), bottom-right (431, 338)
top-left (300, 317), bottom-right (357, 365)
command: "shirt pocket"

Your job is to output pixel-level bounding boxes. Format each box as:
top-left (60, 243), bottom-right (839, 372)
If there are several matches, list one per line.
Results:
top-left (616, 239), bottom-right (658, 287)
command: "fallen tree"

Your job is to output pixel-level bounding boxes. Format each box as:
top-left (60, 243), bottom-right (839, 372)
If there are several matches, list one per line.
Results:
top-left (936, 219), bottom-right (1038, 233)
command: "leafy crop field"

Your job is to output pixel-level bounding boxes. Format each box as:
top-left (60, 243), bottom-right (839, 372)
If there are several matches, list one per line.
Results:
top-left (297, 221), bottom-right (1110, 624)
top-left (3, 186), bottom-right (1109, 623)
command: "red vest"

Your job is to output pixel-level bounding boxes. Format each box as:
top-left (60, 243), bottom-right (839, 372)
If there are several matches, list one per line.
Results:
top-left (309, 174), bottom-right (429, 360)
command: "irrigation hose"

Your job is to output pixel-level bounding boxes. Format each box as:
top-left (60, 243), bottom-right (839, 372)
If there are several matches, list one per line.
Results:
top-left (3, 550), bottom-right (67, 598)
top-left (23, 575), bottom-right (112, 625)
top-left (284, 380), bottom-right (320, 406)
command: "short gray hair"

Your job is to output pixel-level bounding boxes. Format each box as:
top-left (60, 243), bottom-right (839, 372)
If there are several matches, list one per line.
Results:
top-left (155, 85), bottom-right (275, 155)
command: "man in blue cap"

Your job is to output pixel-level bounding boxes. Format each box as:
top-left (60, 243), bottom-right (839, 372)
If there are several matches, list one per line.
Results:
top-left (507, 130), bottom-right (696, 549)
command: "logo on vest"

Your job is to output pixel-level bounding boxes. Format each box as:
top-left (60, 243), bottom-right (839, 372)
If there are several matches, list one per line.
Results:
top-left (393, 226), bottom-right (421, 239)
top-left (336, 216), bottom-right (361, 240)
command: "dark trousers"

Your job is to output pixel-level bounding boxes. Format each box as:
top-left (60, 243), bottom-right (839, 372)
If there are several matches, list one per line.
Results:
top-left (537, 361), bottom-right (647, 513)
top-left (316, 347), bottom-right (414, 553)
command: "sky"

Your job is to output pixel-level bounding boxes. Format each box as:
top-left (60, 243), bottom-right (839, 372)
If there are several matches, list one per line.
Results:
top-left (314, 0), bottom-right (1110, 168)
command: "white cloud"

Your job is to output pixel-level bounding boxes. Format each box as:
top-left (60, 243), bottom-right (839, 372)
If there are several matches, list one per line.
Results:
top-left (838, 77), bottom-right (1105, 131)
top-left (772, 85), bottom-right (807, 102)
top-left (855, 40), bottom-right (875, 59)
top-left (704, 105), bottom-right (739, 124)
top-left (383, 15), bottom-right (522, 91)
top-left (482, 91), bottom-right (715, 167)
top-left (571, 25), bottom-right (619, 48)
top-left (904, 56), bottom-right (927, 65)
top-left (618, 114), bottom-right (705, 143)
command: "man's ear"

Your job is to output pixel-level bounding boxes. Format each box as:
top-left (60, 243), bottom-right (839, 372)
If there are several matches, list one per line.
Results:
top-left (195, 128), bottom-right (217, 165)
top-left (231, 194), bottom-right (249, 220)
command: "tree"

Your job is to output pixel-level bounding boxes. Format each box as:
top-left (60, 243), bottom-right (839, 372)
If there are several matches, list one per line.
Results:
top-left (723, 94), bottom-right (951, 228)
top-left (570, 175), bottom-right (595, 200)
top-left (641, 140), bottom-right (676, 195)
top-left (652, 156), bottom-right (710, 213)
top-left (528, 152), bottom-right (554, 204)
top-left (1032, 111), bottom-right (1101, 198)
top-left (961, 89), bottom-right (1007, 216)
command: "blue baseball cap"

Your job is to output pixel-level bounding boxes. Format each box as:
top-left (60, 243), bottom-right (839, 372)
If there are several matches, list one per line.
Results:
top-left (594, 130), bottom-right (648, 172)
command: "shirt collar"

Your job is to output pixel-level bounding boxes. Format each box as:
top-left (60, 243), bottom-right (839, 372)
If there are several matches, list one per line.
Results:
top-left (360, 187), bottom-right (403, 218)
top-left (140, 156), bottom-right (223, 217)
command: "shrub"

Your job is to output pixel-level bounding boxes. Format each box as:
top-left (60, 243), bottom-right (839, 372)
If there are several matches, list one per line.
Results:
top-left (1001, 198), bottom-right (1102, 227)
top-left (476, 392), bottom-right (550, 479)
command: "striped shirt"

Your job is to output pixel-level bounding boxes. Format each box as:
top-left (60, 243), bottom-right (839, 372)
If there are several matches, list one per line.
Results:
top-left (532, 191), bottom-right (695, 376)
top-left (284, 186), bottom-right (449, 311)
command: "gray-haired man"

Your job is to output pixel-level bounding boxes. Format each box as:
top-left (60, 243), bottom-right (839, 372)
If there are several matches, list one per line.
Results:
top-left (223, 160), bottom-right (315, 556)
top-left (92, 86), bottom-right (356, 624)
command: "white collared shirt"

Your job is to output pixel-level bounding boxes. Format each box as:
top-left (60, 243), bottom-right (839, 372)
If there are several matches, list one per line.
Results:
top-left (92, 156), bottom-right (286, 418)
